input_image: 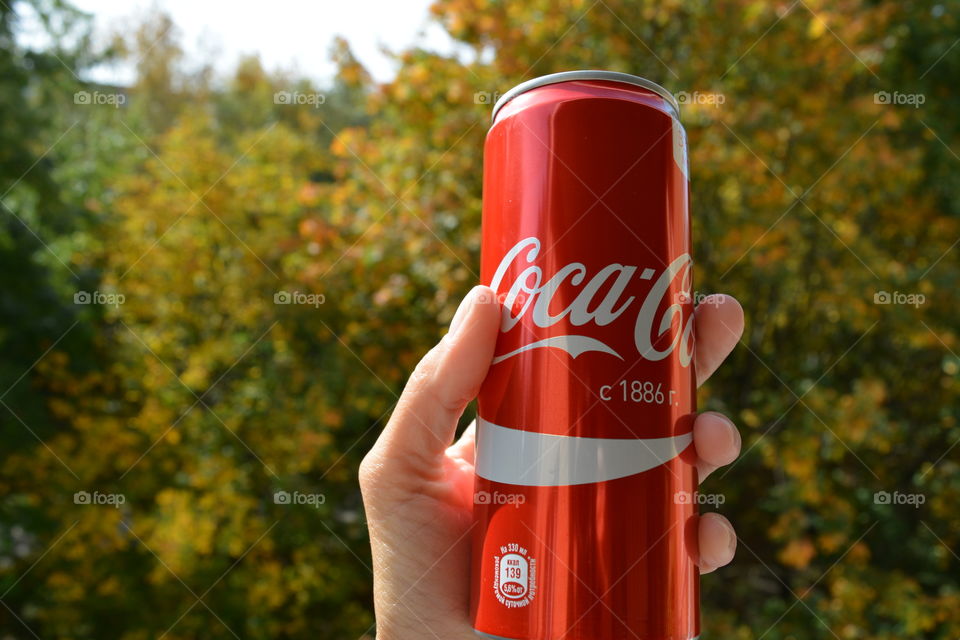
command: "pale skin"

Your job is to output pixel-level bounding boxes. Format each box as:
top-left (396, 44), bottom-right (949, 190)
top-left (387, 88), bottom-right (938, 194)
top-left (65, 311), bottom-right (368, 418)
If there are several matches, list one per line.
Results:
top-left (360, 285), bottom-right (745, 639)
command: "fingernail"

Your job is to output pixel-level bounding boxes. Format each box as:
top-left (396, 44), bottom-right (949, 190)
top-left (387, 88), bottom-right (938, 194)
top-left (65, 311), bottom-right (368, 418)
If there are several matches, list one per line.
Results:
top-left (715, 413), bottom-right (741, 451)
top-left (724, 519), bottom-right (737, 557)
top-left (729, 419), bottom-right (742, 451)
top-left (709, 412), bottom-right (741, 455)
top-left (449, 287), bottom-right (479, 336)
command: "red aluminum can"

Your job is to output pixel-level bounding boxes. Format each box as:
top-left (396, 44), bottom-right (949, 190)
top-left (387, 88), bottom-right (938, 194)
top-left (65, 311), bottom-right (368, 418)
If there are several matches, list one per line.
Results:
top-left (471, 71), bottom-right (698, 640)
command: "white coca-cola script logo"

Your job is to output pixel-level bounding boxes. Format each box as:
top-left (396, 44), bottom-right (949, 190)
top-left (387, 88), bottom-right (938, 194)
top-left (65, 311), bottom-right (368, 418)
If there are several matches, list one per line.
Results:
top-left (489, 237), bottom-right (694, 367)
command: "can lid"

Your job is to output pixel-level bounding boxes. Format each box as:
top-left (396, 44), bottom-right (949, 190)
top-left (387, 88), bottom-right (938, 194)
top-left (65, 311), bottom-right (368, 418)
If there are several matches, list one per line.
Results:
top-left (491, 70), bottom-right (679, 122)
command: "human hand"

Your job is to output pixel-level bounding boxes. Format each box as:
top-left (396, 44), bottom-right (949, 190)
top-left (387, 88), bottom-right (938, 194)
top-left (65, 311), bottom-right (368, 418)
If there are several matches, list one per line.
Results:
top-left (360, 285), bottom-right (745, 639)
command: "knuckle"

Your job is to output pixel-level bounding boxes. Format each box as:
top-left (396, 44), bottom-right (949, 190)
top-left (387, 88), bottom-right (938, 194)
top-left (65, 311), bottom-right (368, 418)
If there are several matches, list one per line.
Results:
top-left (427, 381), bottom-right (472, 416)
top-left (403, 341), bottom-right (467, 416)
top-left (358, 452), bottom-right (381, 494)
top-left (405, 343), bottom-right (443, 392)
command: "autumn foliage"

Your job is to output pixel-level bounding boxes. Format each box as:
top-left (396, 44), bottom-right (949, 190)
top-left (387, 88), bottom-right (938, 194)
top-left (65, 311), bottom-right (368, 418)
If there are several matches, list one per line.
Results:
top-left (1, 0), bottom-right (959, 638)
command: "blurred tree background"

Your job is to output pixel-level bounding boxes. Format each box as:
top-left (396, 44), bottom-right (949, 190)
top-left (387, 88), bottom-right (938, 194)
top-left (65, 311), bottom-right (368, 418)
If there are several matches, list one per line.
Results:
top-left (1, 0), bottom-right (959, 638)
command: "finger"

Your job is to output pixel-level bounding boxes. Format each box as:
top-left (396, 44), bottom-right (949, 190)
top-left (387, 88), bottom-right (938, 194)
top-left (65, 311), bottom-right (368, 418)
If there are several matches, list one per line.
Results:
top-left (373, 286), bottom-right (499, 473)
top-left (697, 512), bottom-right (737, 573)
top-left (694, 411), bottom-right (741, 483)
top-left (446, 420), bottom-right (476, 465)
top-left (695, 294), bottom-right (744, 388)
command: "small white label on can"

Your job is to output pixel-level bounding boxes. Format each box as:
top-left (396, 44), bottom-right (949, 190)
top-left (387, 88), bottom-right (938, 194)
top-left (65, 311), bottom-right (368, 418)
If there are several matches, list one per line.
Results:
top-left (494, 543), bottom-right (536, 607)
top-left (673, 117), bottom-right (689, 180)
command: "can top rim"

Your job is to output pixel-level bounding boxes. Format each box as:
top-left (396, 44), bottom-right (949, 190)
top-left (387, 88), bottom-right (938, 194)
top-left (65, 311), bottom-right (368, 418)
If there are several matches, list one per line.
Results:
top-left (491, 70), bottom-right (680, 122)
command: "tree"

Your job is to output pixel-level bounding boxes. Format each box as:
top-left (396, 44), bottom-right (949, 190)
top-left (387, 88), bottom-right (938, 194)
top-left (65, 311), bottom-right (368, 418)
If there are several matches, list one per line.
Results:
top-left (3, 0), bottom-right (959, 638)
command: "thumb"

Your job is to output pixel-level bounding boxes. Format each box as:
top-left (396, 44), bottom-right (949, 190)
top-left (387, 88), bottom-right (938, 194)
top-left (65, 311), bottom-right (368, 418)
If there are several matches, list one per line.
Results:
top-left (367, 285), bottom-right (500, 479)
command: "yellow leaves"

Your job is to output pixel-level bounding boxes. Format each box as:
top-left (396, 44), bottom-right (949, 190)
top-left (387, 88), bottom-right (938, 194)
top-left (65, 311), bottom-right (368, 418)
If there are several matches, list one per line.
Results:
top-left (298, 430), bottom-right (334, 464)
top-left (225, 532), bottom-right (248, 557)
top-left (779, 537), bottom-right (817, 569)
top-left (330, 127), bottom-right (363, 159)
top-left (408, 63), bottom-right (430, 87)
top-left (847, 540), bottom-right (871, 565)
top-left (3, 1), bottom-right (951, 636)
top-left (98, 575), bottom-right (123, 596)
top-left (445, 78), bottom-right (469, 104)
top-left (48, 397), bottom-right (74, 420)
top-left (807, 15), bottom-right (828, 39)
top-left (154, 489), bottom-right (177, 507)
top-left (817, 530), bottom-right (848, 554)
top-left (742, 1), bottom-right (770, 26)
top-left (769, 508), bottom-right (806, 541)
top-left (133, 395), bottom-right (178, 438)
top-left (476, 14), bottom-right (498, 32)
top-left (45, 349), bottom-right (70, 371)
top-left (834, 378), bottom-right (885, 439)
top-left (826, 571), bottom-right (879, 625)
top-left (47, 571), bottom-right (73, 590)
top-left (297, 183), bottom-right (321, 207)
top-left (46, 570), bottom-right (87, 602)
top-left (718, 177), bottom-right (743, 210)
top-left (782, 449), bottom-right (817, 484)
top-left (740, 408), bottom-right (763, 428)
top-left (248, 561), bottom-right (287, 609)
top-left (321, 409), bottom-right (343, 429)
top-left (833, 217), bottom-right (860, 244)
top-left (179, 363), bottom-right (210, 393)
top-left (445, 13), bottom-right (467, 37)
top-left (147, 489), bottom-right (224, 574)
top-left (298, 217), bottom-right (336, 252)
top-left (336, 51), bottom-right (370, 87)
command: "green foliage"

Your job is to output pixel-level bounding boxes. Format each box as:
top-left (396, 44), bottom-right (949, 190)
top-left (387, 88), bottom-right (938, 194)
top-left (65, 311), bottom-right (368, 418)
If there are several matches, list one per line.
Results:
top-left (1, 0), bottom-right (959, 638)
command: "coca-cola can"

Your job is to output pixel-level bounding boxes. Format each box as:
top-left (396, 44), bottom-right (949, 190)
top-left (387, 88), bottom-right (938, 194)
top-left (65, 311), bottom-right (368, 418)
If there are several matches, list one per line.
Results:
top-left (471, 70), bottom-right (698, 639)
